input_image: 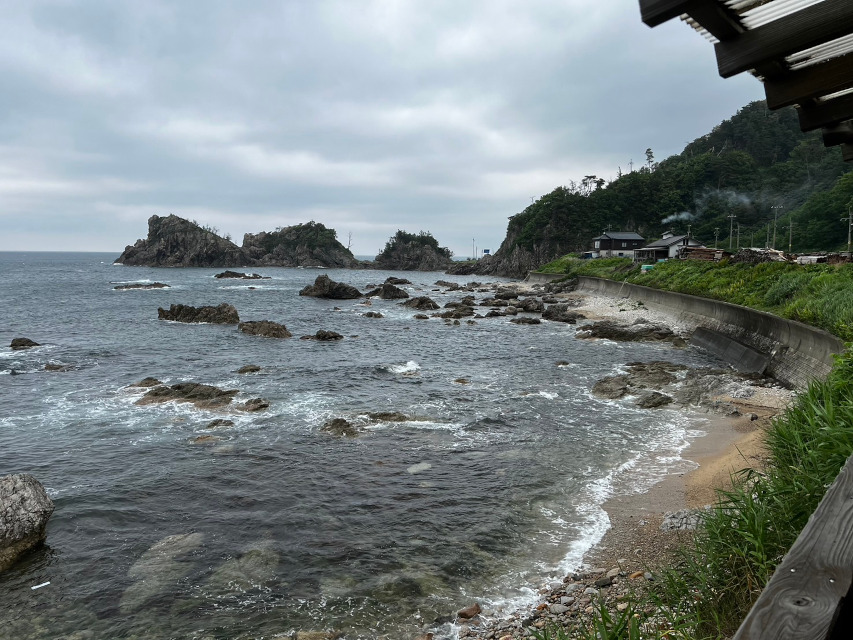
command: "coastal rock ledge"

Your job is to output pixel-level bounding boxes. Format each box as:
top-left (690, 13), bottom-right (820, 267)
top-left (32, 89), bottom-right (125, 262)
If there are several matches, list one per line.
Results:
top-left (0, 474), bottom-right (55, 571)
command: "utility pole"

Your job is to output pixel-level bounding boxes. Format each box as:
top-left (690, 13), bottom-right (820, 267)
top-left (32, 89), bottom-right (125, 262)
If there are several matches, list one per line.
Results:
top-left (472, 238), bottom-right (475, 261)
top-left (841, 202), bottom-right (853, 257)
top-left (787, 222), bottom-right (794, 254)
top-left (736, 223), bottom-right (741, 250)
top-left (765, 223), bottom-right (770, 249)
top-left (771, 205), bottom-right (783, 249)
top-left (714, 227), bottom-right (719, 249)
top-left (727, 214), bottom-right (737, 250)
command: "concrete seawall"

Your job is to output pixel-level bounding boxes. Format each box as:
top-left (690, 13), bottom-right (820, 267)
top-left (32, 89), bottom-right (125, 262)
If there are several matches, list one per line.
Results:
top-left (575, 276), bottom-right (846, 389)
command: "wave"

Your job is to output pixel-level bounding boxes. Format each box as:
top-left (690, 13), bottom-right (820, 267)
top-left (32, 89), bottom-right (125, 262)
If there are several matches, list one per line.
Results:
top-left (376, 360), bottom-right (420, 375)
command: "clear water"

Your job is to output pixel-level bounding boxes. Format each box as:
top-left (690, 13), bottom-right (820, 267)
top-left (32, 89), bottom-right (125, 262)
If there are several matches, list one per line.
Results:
top-left (0, 252), bottom-right (719, 639)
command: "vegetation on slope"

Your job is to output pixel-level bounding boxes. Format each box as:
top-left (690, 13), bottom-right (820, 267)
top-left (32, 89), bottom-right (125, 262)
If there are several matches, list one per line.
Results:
top-left (540, 257), bottom-right (853, 341)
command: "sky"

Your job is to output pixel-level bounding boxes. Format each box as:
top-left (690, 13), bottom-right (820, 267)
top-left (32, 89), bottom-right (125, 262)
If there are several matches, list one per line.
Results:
top-left (0, 0), bottom-right (763, 258)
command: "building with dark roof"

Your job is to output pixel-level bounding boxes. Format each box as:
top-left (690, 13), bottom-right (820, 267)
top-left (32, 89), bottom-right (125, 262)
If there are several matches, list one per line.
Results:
top-left (635, 232), bottom-right (706, 262)
top-left (587, 231), bottom-right (646, 259)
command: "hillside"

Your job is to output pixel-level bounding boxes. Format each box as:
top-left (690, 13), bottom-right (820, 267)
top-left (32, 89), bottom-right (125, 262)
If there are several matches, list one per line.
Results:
top-left (242, 222), bottom-right (357, 268)
top-left (476, 101), bottom-right (851, 277)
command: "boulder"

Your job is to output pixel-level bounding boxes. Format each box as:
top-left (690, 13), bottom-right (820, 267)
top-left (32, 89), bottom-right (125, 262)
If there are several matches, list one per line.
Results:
top-left (636, 391), bottom-right (674, 408)
top-left (239, 398), bottom-right (270, 412)
top-left (136, 382), bottom-right (239, 409)
top-left (129, 377), bottom-right (163, 388)
top-left (542, 304), bottom-right (586, 323)
top-left (413, 314), bottom-right (429, 319)
top-left (592, 376), bottom-right (630, 399)
top-left (0, 474), bottom-right (55, 571)
top-left (365, 283), bottom-right (409, 299)
top-left (363, 312), bottom-right (384, 318)
top-left (10, 338), bottom-right (40, 350)
top-left (434, 306), bottom-right (475, 319)
top-left (385, 277), bottom-right (411, 285)
top-left (300, 330), bottom-right (344, 341)
top-left (457, 602), bottom-right (482, 619)
top-left (158, 303), bottom-right (240, 324)
top-left (43, 363), bottom-right (73, 372)
top-left (206, 419), bottom-right (234, 429)
top-left (214, 270), bottom-right (267, 279)
top-left (510, 317), bottom-right (541, 325)
top-left (298, 275), bottom-right (362, 299)
top-left (114, 282), bottom-right (170, 290)
top-left (236, 365), bottom-right (261, 374)
top-left (402, 296), bottom-right (440, 310)
top-left (577, 320), bottom-right (686, 346)
top-left (321, 418), bottom-right (360, 437)
top-left (518, 298), bottom-right (545, 313)
top-left (238, 320), bottom-right (292, 338)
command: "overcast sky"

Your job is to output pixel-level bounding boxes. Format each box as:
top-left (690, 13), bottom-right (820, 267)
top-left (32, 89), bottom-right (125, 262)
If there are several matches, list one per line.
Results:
top-left (0, 0), bottom-right (762, 257)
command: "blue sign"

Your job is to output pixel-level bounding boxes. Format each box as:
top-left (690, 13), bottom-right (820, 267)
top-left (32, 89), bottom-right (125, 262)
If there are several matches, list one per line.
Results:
top-left (482, 249), bottom-right (490, 255)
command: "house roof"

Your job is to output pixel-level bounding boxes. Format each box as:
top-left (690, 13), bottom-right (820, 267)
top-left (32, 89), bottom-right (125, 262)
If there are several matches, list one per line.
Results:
top-left (642, 234), bottom-right (693, 248)
top-left (639, 0), bottom-right (853, 161)
top-left (592, 232), bottom-right (645, 241)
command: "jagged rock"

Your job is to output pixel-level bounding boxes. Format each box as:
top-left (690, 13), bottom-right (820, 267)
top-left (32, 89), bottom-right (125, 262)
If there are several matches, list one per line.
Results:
top-left (299, 275), bottom-right (362, 299)
top-left (10, 338), bottom-right (39, 350)
top-left (413, 314), bottom-right (429, 319)
top-left (374, 230), bottom-right (454, 271)
top-left (457, 602), bottom-right (482, 619)
top-left (518, 298), bottom-right (545, 313)
top-left (114, 282), bottom-right (170, 290)
top-left (214, 270), bottom-right (267, 279)
top-left (242, 221), bottom-right (358, 268)
top-left (238, 320), bottom-right (292, 338)
top-left (435, 280), bottom-right (459, 289)
top-left (367, 412), bottom-right (411, 422)
top-left (543, 304), bottom-right (586, 323)
top-left (158, 303), bottom-right (240, 324)
top-left (321, 418), bottom-right (359, 437)
top-left (236, 365), bottom-right (261, 374)
top-left (402, 296), bottom-right (440, 310)
top-left (363, 312), bottom-right (384, 318)
top-left (136, 382), bottom-right (239, 409)
top-left (0, 474), bottom-right (55, 572)
top-left (510, 317), bottom-right (541, 325)
top-left (592, 376), bottom-right (630, 399)
top-left (129, 377), bottom-right (163, 388)
top-left (577, 320), bottom-right (686, 346)
top-left (239, 398), bottom-right (270, 412)
top-left (300, 330), bottom-right (344, 341)
top-left (385, 277), bottom-right (411, 285)
top-left (636, 391), bottom-right (674, 408)
top-left (365, 283), bottom-right (410, 299)
top-left (116, 214), bottom-right (249, 267)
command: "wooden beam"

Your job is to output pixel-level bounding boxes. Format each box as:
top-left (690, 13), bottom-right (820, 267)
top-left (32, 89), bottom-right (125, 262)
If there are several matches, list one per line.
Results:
top-left (798, 93), bottom-right (853, 131)
top-left (765, 52), bottom-right (853, 110)
top-left (638, 0), bottom-right (692, 27)
top-left (715, 0), bottom-right (853, 78)
top-left (822, 122), bottom-right (853, 148)
top-left (733, 454), bottom-right (853, 639)
top-left (683, 0), bottom-right (743, 41)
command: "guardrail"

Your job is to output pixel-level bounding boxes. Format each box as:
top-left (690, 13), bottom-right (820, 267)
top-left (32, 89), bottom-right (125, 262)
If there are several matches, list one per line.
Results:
top-left (733, 454), bottom-right (853, 640)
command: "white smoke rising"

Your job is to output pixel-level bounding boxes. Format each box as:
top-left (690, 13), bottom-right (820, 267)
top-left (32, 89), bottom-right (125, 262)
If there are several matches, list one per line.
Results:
top-left (661, 211), bottom-right (695, 224)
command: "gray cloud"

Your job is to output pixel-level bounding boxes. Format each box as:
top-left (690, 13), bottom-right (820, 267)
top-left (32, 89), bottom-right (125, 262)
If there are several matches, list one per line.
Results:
top-left (0, 0), bottom-right (762, 256)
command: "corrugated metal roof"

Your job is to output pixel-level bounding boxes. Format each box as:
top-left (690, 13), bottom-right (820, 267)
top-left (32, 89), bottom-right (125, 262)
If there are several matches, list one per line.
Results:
top-left (593, 232), bottom-right (645, 240)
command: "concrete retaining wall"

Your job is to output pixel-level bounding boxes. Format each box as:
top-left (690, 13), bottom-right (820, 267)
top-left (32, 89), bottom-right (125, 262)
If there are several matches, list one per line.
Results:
top-left (576, 276), bottom-right (845, 389)
top-left (524, 271), bottom-right (566, 284)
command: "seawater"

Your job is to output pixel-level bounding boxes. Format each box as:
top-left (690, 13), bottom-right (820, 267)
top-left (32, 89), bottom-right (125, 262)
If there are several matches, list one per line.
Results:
top-left (0, 252), bottom-right (719, 639)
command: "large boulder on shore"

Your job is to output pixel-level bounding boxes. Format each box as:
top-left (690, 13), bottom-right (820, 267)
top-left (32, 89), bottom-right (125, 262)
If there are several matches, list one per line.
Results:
top-left (238, 320), bottom-right (292, 338)
top-left (1, 474), bottom-right (55, 572)
top-left (577, 320), bottom-right (686, 346)
top-left (298, 275), bottom-right (362, 299)
top-left (158, 303), bottom-right (240, 324)
top-left (543, 304), bottom-right (585, 324)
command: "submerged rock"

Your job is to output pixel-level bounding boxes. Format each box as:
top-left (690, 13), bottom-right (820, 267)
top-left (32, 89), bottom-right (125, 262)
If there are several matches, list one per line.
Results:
top-left (206, 544), bottom-right (280, 593)
top-left (239, 397), bottom-right (270, 412)
top-left (321, 418), bottom-right (360, 438)
top-left (214, 270), bottom-right (268, 279)
top-left (236, 364), bottom-right (261, 374)
top-left (363, 311), bottom-right (384, 318)
top-left (158, 303), bottom-right (240, 324)
top-left (0, 474), bottom-right (55, 572)
top-left (129, 376), bottom-right (163, 388)
top-left (206, 419), bottom-right (234, 429)
top-left (114, 282), bottom-right (170, 290)
top-left (120, 532), bottom-right (204, 613)
top-left (238, 320), bottom-right (292, 338)
top-left (300, 330), bottom-right (344, 341)
top-left (44, 363), bottom-right (73, 372)
top-left (509, 317), bottom-right (541, 325)
top-left (10, 338), bottom-right (40, 350)
top-left (298, 275), bottom-right (362, 299)
top-left (136, 382), bottom-right (239, 409)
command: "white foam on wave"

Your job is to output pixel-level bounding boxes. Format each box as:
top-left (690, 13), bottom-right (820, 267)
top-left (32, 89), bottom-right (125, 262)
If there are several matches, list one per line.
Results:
top-left (380, 360), bottom-right (420, 375)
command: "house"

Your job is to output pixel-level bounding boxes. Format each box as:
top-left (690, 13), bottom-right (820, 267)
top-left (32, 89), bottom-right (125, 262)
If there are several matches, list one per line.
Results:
top-left (635, 232), bottom-right (705, 262)
top-left (586, 231), bottom-right (645, 259)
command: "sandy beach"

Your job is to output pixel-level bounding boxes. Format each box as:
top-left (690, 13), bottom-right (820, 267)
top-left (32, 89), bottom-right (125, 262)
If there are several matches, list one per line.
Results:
top-left (461, 288), bottom-right (793, 640)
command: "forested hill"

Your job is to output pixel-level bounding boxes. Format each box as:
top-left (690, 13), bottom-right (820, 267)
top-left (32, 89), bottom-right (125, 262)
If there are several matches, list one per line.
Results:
top-left (475, 101), bottom-right (852, 278)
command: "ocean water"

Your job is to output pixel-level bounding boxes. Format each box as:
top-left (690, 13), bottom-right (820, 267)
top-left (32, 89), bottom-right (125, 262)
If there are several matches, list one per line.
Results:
top-left (0, 252), bottom-right (721, 639)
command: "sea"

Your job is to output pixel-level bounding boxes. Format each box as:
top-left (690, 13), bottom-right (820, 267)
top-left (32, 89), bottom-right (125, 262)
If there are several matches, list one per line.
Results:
top-left (0, 252), bottom-right (723, 639)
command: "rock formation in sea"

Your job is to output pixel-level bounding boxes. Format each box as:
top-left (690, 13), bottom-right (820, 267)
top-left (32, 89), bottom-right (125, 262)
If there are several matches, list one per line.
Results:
top-left (373, 230), bottom-right (454, 271)
top-left (116, 215), bottom-right (249, 267)
top-left (0, 474), bottom-right (55, 572)
top-left (10, 338), bottom-right (40, 350)
top-left (238, 320), bottom-right (292, 338)
top-left (115, 216), bottom-right (357, 268)
top-left (364, 283), bottom-right (409, 299)
top-left (114, 282), bottom-right (170, 290)
top-left (157, 303), bottom-right (240, 324)
top-left (214, 270), bottom-right (268, 280)
top-left (241, 221), bottom-right (358, 268)
top-left (298, 275), bottom-right (362, 299)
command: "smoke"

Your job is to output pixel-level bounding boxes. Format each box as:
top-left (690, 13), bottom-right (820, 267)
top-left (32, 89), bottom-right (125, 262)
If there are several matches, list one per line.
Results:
top-left (661, 211), bottom-right (696, 224)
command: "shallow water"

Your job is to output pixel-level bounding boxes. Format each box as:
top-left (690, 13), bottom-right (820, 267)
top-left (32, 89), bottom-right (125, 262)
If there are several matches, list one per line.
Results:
top-left (0, 252), bottom-right (721, 639)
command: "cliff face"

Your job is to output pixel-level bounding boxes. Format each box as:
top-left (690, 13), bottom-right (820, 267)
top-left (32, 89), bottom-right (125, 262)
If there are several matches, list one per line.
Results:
top-left (374, 231), bottom-right (454, 271)
top-left (116, 217), bottom-right (357, 268)
top-left (242, 222), bottom-right (357, 268)
top-left (116, 215), bottom-right (249, 267)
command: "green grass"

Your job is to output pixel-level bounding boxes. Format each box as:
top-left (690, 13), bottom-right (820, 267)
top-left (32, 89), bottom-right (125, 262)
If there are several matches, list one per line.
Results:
top-left (537, 256), bottom-right (853, 340)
